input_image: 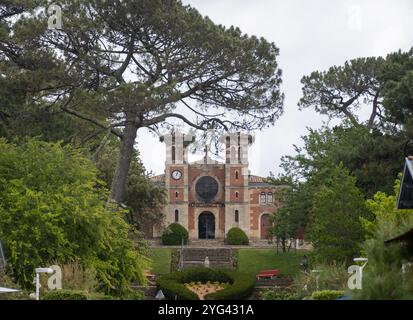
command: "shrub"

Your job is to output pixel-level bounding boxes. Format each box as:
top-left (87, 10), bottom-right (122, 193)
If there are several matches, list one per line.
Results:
top-left (261, 289), bottom-right (300, 300)
top-left (205, 271), bottom-right (255, 300)
top-left (0, 139), bottom-right (150, 293)
top-left (156, 267), bottom-right (255, 300)
top-left (161, 223), bottom-right (189, 245)
top-left (116, 290), bottom-right (146, 300)
top-left (89, 290), bottom-right (146, 300)
top-left (41, 290), bottom-right (89, 300)
top-left (226, 228), bottom-right (249, 245)
top-left (310, 290), bottom-right (345, 300)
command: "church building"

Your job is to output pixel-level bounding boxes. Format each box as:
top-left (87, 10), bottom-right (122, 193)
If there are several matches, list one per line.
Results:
top-left (150, 132), bottom-right (287, 241)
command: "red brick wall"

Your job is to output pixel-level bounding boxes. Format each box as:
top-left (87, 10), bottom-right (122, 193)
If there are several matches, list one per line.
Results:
top-left (188, 166), bottom-right (225, 203)
top-left (230, 189), bottom-right (244, 202)
top-left (250, 207), bottom-right (260, 230)
top-left (229, 167), bottom-right (244, 186)
top-left (168, 166), bottom-right (185, 186)
top-left (249, 188), bottom-right (281, 231)
top-left (169, 188), bottom-right (184, 203)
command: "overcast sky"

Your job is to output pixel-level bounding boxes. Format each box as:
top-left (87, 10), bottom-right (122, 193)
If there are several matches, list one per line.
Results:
top-left (137, 0), bottom-right (413, 177)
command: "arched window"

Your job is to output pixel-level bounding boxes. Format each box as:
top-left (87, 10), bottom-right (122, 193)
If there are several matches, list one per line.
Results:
top-left (260, 192), bottom-right (266, 204)
top-left (235, 210), bottom-right (239, 223)
top-left (174, 209), bottom-right (179, 222)
top-left (171, 146), bottom-right (176, 162)
top-left (175, 191), bottom-right (179, 198)
top-left (238, 146), bottom-right (242, 163)
top-left (235, 191), bottom-right (239, 198)
top-left (235, 171), bottom-right (239, 180)
top-left (267, 192), bottom-right (273, 204)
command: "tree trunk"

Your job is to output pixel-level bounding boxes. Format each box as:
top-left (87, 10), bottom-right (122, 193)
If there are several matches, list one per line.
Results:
top-left (110, 120), bottom-right (138, 204)
top-left (282, 238), bottom-right (286, 253)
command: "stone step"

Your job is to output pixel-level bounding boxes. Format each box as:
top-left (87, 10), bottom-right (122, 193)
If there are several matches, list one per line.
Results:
top-left (182, 261), bottom-right (233, 269)
top-left (188, 240), bottom-right (224, 247)
top-left (179, 247), bottom-right (234, 269)
top-left (182, 248), bottom-right (232, 262)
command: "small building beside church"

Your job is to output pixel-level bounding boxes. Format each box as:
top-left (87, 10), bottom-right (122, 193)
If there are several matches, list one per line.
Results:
top-left (149, 132), bottom-right (288, 241)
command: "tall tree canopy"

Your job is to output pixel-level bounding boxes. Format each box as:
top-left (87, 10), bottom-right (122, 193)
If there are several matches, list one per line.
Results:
top-left (299, 48), bottom-right (413, 131)
top-left (0, 0), bottom-right (284, 203)
top-left (299, 57), bottom-right (384, 128)
top-left (281, 125), bottom-right (403, 197)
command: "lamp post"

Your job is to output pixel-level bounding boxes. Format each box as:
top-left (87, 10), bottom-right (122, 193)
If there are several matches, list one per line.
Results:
top-left (34, 267), bottom-right (54, 300)
top-left (311, 269), bottom-right (322, 291)
top-left (178, 237), bottom-right (184, 270)
top-left (353, 257), bottom-right (368, 266)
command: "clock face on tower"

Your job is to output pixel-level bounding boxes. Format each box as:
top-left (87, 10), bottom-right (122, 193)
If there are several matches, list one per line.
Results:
top-left (171, 170), bottom-right (182, 180)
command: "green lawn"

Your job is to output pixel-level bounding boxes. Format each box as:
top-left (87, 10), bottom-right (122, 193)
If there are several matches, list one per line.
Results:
top-left (238, 249), bottom-right (308, 278)
top-left (150, 248), bottom-right (172, 275)
top-left (150, 247), bottom-right (307, 278)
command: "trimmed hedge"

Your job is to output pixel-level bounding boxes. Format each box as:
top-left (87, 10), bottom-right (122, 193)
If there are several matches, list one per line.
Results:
top-left (310, 290), bottom-right (345, 300)
top-left (261, 289), bottom-right (300, 300)
top-left (156, 267), bottom-right (255, 300)
top-left (161, 223), bottom-right (189, 245)
top-left (42, 290), bottom-right (145, 300)
top-left (41, 290), bottom-right (89, 300)
top-left (226, 227), bottom-right (249, 245)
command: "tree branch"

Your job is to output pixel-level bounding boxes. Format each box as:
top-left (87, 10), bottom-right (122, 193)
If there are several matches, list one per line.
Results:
top-left (61, 106), bottom-right (123, 139)
top-left (142, 113), bottom-right (207, 131)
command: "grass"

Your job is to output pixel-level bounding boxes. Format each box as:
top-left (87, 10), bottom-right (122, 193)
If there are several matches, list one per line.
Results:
top-left (149, 247), bottom-right (308, 278)
top-left (238, 249), bottom-right (308, 278)
top-left (150, 248), bottom-right (172, 275)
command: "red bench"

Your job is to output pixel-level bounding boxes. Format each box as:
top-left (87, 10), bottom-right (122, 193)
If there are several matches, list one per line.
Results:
top-left (256, 269), bottom-right (280, 280)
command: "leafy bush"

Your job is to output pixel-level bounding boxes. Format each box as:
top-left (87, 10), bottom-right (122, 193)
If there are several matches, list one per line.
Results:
top-left (156, 272), bottom-right (199, 300)
top-left (90, 290), bottom-right (146, 300)
top-left (42, 290), bottom-right (89, 300)
top-left (226, 227), bottom-right (249, 245)
top-left (161, 223), bottom-right (189, 245)
top-left (310, 290), bottom-right (345, 300)
top-left (205, 271), bottom-right (255, 300)
top-left (116, 290), bottom-right (146, 300)
top-left (156, 267), bottom-right (255, 300)
top-left (0, 139), bottom-right (150, 293)
top-left (261, 289), bottom-right (300, 300)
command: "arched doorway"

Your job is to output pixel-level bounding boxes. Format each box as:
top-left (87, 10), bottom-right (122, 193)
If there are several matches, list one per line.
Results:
top-left (260, 214), bottom-right (271, 240)
top-left (198, 212), bottom-right (215, 239)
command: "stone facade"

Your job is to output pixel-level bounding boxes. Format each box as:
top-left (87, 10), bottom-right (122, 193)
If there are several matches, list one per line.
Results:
top-left (150, 132), bottom-right (288, 241)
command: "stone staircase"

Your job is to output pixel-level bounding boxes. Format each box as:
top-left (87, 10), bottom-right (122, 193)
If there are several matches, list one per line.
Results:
top-left (180, 247), bottom-right (233, 269)
top-left (188, 239), bottom-right (224, 247)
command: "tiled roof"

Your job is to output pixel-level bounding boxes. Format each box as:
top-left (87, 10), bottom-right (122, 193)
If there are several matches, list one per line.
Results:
top-left (248, 175), bottom-right (267, 183)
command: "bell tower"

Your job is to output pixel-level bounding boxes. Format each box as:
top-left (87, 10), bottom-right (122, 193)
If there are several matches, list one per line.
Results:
top-left (224, 132), bottom-right (253, 236)
top-left (160, 132), bottom-right (195, 231)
